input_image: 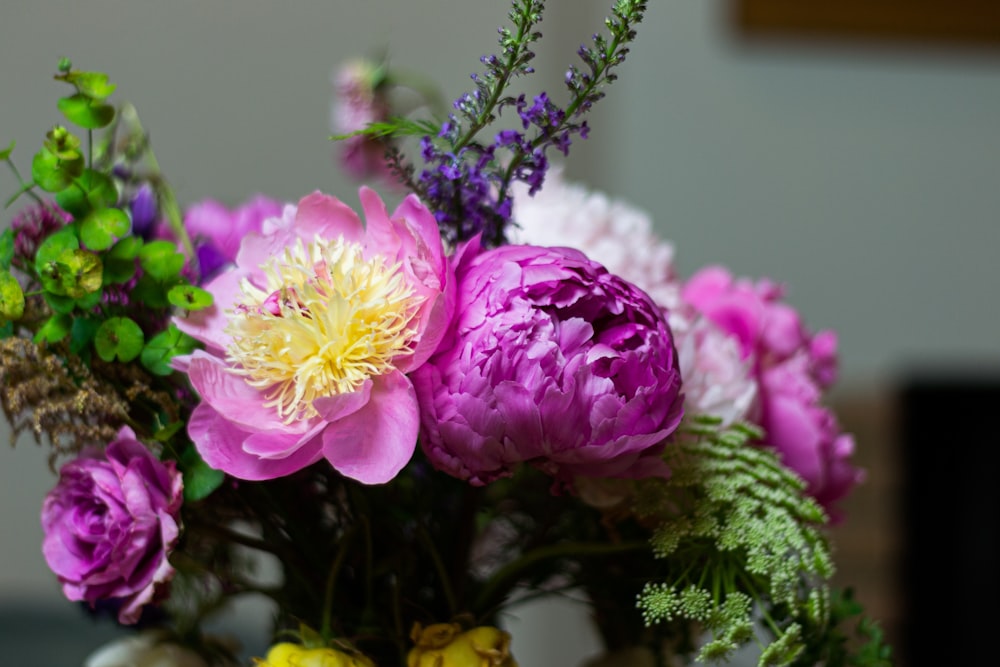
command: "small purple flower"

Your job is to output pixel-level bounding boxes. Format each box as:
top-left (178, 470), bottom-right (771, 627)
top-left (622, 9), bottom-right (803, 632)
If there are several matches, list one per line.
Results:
top-left (41, 427), bottom-right (183, 625)
top-left (412, 240), bottom-right (684, 486)
top-left (129, 183), bottom-right (159, 239)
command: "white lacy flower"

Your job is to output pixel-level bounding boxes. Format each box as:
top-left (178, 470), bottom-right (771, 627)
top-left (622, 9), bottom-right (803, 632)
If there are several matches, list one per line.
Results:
top-left (84, 632), bottom-right (210, 667)
top-left (510, 167), bottom-right (680, 310)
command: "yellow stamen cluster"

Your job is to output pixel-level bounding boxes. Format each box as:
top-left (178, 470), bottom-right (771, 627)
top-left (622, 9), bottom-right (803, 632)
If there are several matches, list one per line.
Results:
top-left (226, 237), bottom-right (420, 422)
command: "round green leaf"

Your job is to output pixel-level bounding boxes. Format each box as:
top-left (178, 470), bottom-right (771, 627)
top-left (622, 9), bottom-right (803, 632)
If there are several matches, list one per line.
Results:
top-left (94, 316), bottom-right (144, 362)
top-left (0, 272), bottom-right (25, 323)
top-left (35, 228), bottom-right (80, 294)
top-left (34, 313), bottom-right (72, 344)
top-left (55, 169), bottom-right (118, 218)
top-left (80, 207), bottom-right (130, 251)
top-left (32, 147), bottom-right (82, 193)
top-left (56, 248), bottom-right (103, 298)
top-left (167, 284), bottom-right (214, 311)
top-left (58, 93), bottom-right (115, 130)
top-left (141, 324), bottom-right (197, 376)
top-left (138, 240), bottom-right (185, 281)
top-left (64, 71), bottom-right (117, 100)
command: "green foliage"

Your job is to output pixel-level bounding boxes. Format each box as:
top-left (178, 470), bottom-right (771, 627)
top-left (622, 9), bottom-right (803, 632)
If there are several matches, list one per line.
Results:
top-left (94, 316), bottom-right (144, 362)
top-left (103, 236), bottom-right (141, 284)
top-left (58, 93), bottom-right (116, 130)
top-left (55, 168), bottom-right (118, 218)
top-left (139, 240), bottom-right (186, 281)
top-left (0, 140), bottom-right (13, 161)
top-left (180, 444), bottom-right (225, 502)
top-left (789, 588), bottom-right (894, 667)
top-left (0, 229), bottom-right (14, 270)
top-left (634, 417), bottom-right (833, 666)
top-left (0, 272), bottom-right (25, 323)
top-left (167, 284), bottom-right (214, 311)
top-left (141, 325), bottom-right (197, 376)
top-left (34, 312), bottom-right (73, 344)
top-left (80, 206), bottom-right (129, 251)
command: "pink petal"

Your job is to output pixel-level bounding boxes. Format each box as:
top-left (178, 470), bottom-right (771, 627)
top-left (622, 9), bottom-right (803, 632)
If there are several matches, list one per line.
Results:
top-left (188, 404), bottom-right (322, 480)
top-left (185, 351), bottom-right (310, 435)
top-left (295, 190), bottom-right (365, 243)
top-left (312, 380), bottom-right (372, 421)
top-left (173, 267), bottom-right (251, 353)
top-left (321, 370), bottom-right (418, 484)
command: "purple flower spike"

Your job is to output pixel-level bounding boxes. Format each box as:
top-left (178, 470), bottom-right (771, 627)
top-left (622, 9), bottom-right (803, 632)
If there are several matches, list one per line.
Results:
top-left (413, 241), bottom-right (684, 488)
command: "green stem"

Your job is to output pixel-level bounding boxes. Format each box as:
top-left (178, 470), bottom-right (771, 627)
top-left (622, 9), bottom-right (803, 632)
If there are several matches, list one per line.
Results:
top-left (4, 159), bottom-right (44, 206)
top-left (473, 540), bottom-right (648, 614)
top-left (416, 524), bottom-right (458, 616)
top-left (320, 526), bottom-right (358, 641)
top-left (452, 1), bottom-right (539, 153)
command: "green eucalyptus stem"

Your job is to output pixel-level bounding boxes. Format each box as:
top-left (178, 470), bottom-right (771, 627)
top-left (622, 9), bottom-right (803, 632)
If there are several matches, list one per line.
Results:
top-left (473, 539), bottom-right (648, 614)
top-left (3, 159), bottom-right (44, 206)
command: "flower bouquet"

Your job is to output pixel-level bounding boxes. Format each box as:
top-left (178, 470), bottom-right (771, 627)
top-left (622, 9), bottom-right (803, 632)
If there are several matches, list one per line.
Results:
top-left (1, 1), bottom-right (892, 665)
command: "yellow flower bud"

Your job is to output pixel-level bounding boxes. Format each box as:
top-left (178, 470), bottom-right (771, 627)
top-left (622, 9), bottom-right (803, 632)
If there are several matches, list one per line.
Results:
top-left (256, 642), bottom-right (376, 667)
top-left (407, 623), bottom-right (518, 667)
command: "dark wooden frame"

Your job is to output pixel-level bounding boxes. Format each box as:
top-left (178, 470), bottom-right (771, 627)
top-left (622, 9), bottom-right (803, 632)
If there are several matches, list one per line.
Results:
top-left (733, 0), bottom-right (1000, 46)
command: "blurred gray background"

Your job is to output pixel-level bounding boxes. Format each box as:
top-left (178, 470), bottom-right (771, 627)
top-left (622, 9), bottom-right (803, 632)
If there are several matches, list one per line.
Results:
top-left (2, 0), bottom-right (999, 664)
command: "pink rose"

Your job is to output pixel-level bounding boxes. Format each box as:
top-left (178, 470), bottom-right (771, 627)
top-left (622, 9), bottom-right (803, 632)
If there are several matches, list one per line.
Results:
top-left (41, 427), bottom-right (183, 624)
top-left (175, 188), bottom-right (454, 484)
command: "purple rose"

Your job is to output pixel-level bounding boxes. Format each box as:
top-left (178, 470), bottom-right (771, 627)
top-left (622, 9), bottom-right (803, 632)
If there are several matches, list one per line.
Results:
top-left (41, 427), bottom-right (183, 624)
top-left (412, 240), bottom-right (684, 486)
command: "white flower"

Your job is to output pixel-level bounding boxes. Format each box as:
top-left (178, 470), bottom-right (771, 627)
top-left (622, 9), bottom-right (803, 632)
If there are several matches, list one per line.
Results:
top-left (510, 166), bottom-right (681, 310)
top-left (671, 309), bottom-right (758, 427)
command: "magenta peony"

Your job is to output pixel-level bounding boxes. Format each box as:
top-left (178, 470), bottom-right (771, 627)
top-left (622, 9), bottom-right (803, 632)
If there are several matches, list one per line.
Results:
top-left (511, 172), bottom-right (755, 427)
top-left (40, 427), bottom-right (183, 624)
top-left (174, 188), bottom-right (454, 484)
top-left (682, 265), bottom-right (864, 516)
top-left (412, 240), bottom-right (684, 486)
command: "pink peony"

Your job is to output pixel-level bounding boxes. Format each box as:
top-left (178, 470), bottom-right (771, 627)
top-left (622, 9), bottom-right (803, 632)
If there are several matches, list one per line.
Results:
top-left (174, 188), bottom-right (453, 484)
top-left (411, 240), bottom-right (684, 486)
top-left (682, 265), bottom-right (863, 515)
top-left (41, 427), bottom-right (183, 624)
top-left (183, 195), bottom-right (286, 278)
